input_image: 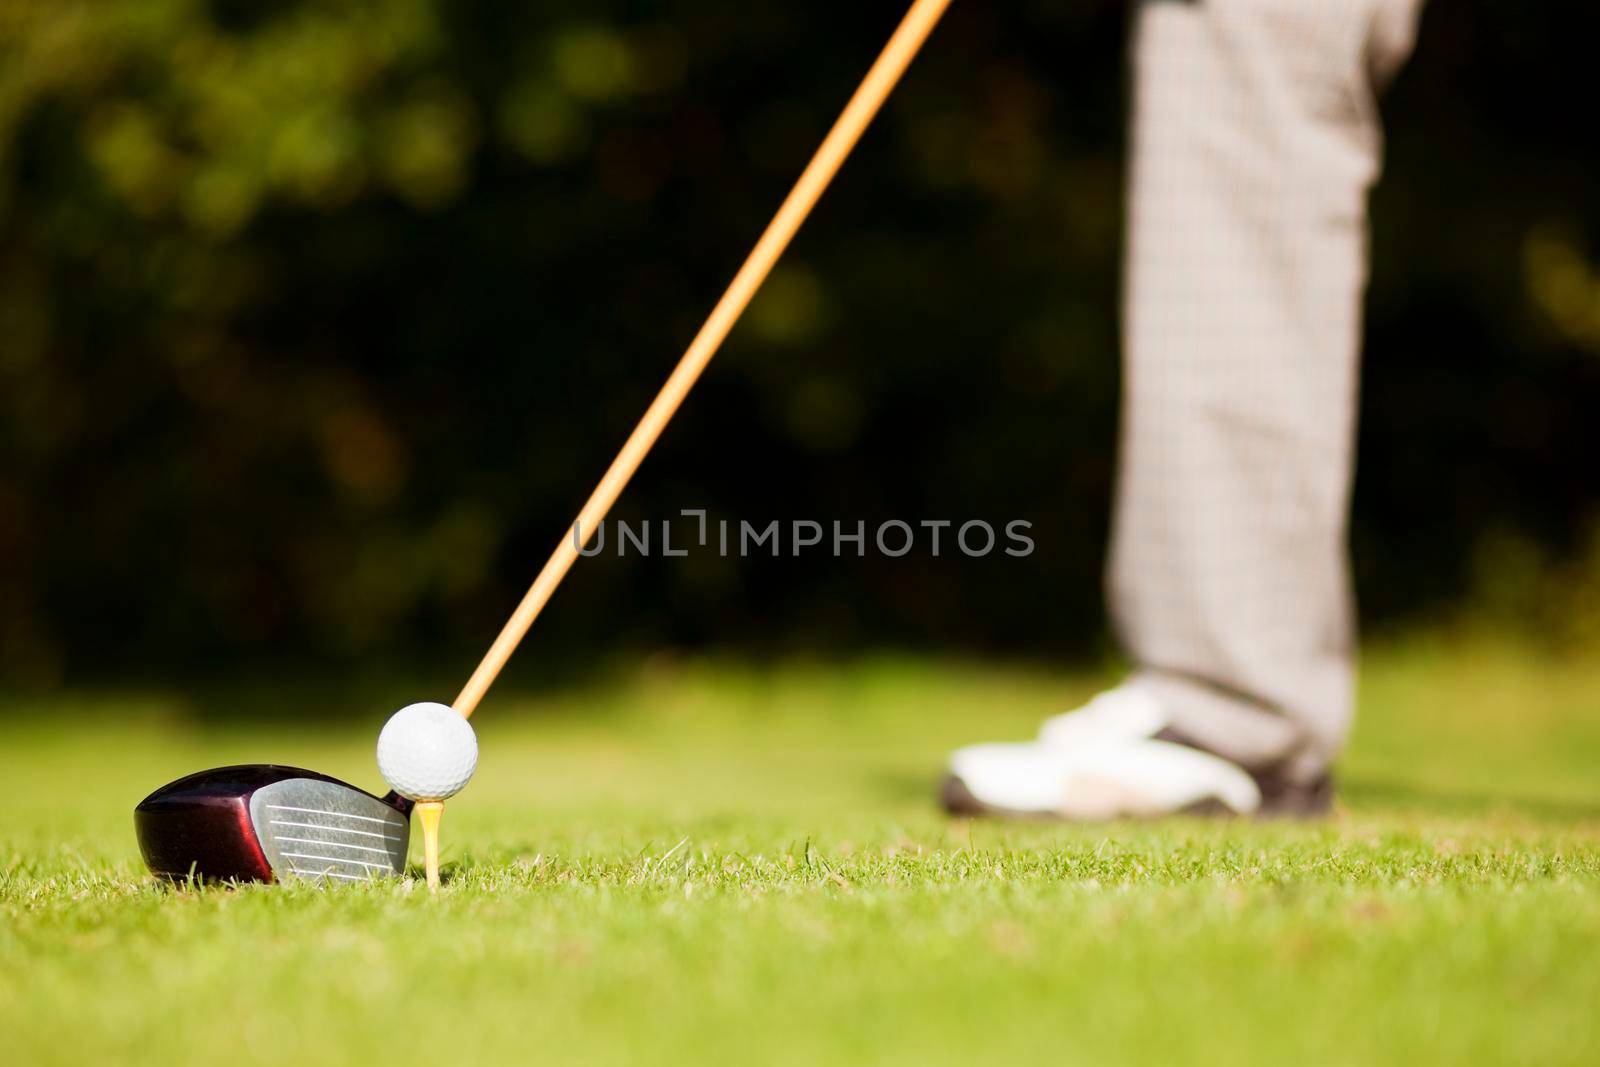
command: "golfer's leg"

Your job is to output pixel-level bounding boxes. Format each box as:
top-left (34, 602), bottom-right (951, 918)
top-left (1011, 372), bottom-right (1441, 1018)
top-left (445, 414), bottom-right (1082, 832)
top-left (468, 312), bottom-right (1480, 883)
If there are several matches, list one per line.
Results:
top-left (1109, 0), bottom-right (1423, 782)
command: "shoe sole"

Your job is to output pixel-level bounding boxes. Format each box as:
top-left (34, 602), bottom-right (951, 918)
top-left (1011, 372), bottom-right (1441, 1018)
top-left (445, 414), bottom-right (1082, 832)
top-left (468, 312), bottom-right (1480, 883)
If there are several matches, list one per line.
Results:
top-left (938, 773), bottom-right (1335, 820)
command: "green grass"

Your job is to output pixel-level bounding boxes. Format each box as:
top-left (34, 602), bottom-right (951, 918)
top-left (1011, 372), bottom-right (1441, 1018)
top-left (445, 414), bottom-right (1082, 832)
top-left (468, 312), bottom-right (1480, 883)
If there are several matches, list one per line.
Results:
top-left (4, 634), bottom-right (1600, 1066)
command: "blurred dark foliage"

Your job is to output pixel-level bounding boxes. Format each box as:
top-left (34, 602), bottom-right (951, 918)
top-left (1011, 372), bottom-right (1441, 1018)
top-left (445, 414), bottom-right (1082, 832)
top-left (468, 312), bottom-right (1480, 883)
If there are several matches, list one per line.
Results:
top-left (0, 0), bottom-right (1597, 685)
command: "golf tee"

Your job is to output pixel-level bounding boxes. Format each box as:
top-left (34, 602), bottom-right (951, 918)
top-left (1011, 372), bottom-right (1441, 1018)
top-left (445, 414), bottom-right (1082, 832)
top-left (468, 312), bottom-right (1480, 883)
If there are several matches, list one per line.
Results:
top-left (417, 801), bottom-right (445, 892)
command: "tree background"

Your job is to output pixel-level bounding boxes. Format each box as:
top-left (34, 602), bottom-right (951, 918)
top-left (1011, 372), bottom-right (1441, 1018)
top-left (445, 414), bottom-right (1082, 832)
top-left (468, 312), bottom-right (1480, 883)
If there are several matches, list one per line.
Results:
top-left (2, 0), bottom-right (1597, 687)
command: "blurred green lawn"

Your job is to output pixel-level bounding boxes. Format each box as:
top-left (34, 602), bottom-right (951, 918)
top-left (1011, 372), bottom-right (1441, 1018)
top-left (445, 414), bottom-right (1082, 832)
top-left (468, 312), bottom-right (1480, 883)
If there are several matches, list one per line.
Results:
top-left (3, 634), bottom-right (1599, 1066)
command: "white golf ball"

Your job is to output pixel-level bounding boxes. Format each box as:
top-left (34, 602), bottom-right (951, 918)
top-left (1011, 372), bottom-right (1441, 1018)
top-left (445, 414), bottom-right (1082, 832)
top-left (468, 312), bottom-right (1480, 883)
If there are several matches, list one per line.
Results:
top-left (376, 702), bottom-right (478, 801)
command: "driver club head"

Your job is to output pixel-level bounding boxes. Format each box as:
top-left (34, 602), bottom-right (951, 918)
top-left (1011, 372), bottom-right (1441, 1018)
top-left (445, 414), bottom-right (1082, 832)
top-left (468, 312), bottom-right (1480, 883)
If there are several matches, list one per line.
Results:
top-left (134, 765), bottom-right (413, 884)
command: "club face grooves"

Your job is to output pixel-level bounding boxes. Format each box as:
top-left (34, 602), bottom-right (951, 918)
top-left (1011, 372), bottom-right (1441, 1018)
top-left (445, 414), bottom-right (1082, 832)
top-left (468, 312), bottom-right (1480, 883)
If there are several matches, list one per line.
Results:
top-left (250, 778), bottom-right (409, 883)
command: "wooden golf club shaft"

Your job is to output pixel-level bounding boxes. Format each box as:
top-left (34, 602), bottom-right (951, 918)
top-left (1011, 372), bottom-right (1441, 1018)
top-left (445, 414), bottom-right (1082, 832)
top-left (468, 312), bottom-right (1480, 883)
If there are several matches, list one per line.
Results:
top-left (451, 0), bottom-right (952, 718)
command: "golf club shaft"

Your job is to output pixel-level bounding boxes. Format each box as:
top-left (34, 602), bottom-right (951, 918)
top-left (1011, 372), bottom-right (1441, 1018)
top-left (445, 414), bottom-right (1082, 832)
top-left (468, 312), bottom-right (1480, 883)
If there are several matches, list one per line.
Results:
top-left (453, 0), bottom-right (953, 717)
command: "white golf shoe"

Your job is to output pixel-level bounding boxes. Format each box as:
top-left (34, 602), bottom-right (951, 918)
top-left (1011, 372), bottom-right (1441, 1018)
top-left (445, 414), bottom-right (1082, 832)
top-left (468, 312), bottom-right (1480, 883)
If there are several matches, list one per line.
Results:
top-left (941, 685), bottom-right (1264, 819)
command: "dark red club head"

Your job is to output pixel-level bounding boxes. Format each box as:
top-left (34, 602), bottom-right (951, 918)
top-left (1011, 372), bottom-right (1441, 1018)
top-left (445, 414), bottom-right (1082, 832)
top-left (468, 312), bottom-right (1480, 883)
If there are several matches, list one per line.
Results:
top-left (135, 765), bottom-right (413, 884)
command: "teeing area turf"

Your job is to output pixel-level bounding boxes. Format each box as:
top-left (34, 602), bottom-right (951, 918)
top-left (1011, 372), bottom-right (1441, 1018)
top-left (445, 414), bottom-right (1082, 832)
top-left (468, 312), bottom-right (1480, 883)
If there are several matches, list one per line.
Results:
top-left (4, 634), bottom-right (1599, 1065)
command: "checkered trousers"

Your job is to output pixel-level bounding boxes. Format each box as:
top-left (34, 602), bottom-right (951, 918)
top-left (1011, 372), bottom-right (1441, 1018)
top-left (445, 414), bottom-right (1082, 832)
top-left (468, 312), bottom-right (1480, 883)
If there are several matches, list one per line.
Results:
top-left (1108, 0), bottom-right (1425, 779)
